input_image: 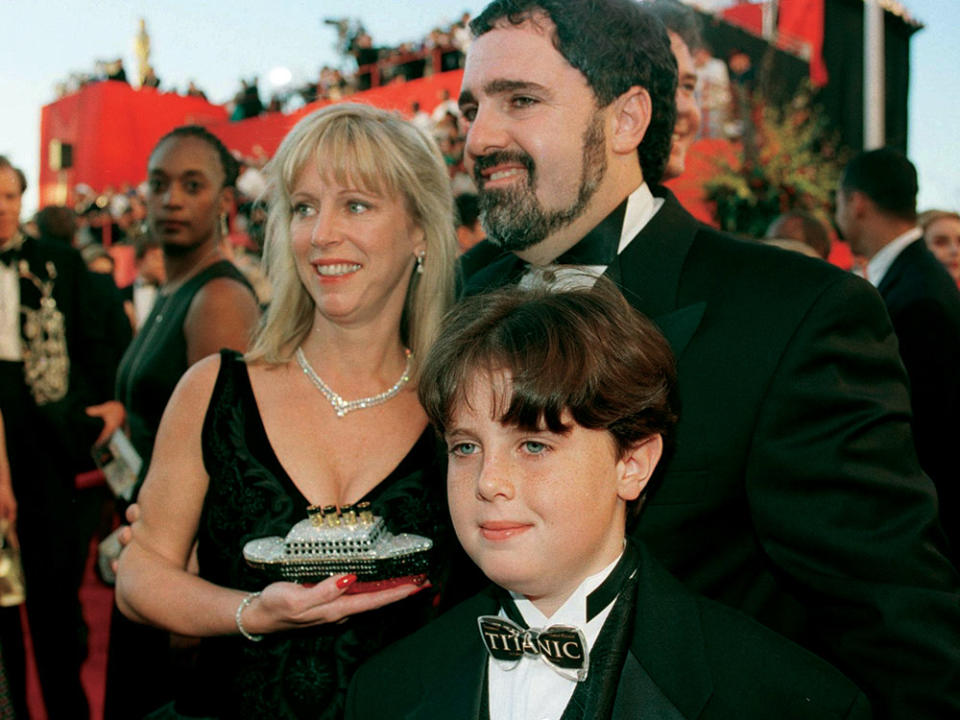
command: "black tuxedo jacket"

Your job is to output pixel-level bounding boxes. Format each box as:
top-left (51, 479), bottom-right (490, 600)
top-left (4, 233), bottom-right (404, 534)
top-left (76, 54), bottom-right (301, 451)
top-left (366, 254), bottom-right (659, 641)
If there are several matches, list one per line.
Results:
top-left (13, 236), bottom-right (116, 462)
top-left (460, 188), bottom-right (960, 718)
top-left (877, 238), bottom-right (960, 555)
top-left (346, 544), bottom-right (871, 720)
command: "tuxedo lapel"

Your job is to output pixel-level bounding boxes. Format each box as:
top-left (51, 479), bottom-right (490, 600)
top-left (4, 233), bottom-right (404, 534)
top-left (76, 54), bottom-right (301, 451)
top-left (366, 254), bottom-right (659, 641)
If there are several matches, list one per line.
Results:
top-left (611, 188), bottom-right (705, 358)
top-left (463, 252), bottom-right (527, 297)
top-left (624, 544), bottom-right (713, 719)
top-left (612, 655), bottom-right (686, 720)
top-left (404, 592), bottom-right (496, 720)
top-left (611, 187), bottom-right (699, 320)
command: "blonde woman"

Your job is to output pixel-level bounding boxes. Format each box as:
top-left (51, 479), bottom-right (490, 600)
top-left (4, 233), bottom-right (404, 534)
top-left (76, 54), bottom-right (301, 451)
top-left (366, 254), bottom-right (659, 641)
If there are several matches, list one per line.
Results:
top-left (116, 104), bottom-right (460, 719)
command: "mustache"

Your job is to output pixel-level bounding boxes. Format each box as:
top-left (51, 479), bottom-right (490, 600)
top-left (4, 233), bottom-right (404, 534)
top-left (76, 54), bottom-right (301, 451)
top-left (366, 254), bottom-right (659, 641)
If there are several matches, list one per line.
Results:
top-left (472, 151), bottom-right (535, 187)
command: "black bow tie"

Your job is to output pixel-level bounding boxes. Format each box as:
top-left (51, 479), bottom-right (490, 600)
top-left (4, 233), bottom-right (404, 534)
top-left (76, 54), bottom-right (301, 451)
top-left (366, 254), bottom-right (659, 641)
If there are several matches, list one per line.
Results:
top-left (0, 244), bottom-right (20, 269)
top-left (477, 615), bottom-right (589, 682)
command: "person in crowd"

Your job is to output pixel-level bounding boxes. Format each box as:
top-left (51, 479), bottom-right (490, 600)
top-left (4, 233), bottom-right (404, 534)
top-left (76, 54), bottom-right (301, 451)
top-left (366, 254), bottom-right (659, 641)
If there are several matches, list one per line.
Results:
top-left (142, 66), bottom-right (160, 89)
top-left (765, 210), bottom-right (832, 259)
top-left (34, 204), bottom-right (78, 245)
top-left (456, 1), bottom-right (960, 716)
top-left (431, 88), bottom-right (461, 124)
top-left (81, 242), bottom-right (116, 274)
top-left (96, 126), bottom-right (262, 720)
top-left (835, 148), bottom-right (960, 561)
top-left (920, 209), bottom-right (960, 285)
top-left (348, 281), bottom-right (871, 719)
top-left (0, 155), bottom-right (118, 718)
top-left (455, 193), bottom-right (486, 253)
top-left (186, 80), bottom-right (207, 100)
top-left (646, 0), bottom-right (702, 181)
top-left (410, 101), bottom-right (433, 133)
top-left (0, 409), bottom-right (15, 720)
top-left (115, 103), bottom-right (465, 719)
top-left (694, 42), bottom-right (732, 139)
top-left (122, 235), bottom-right (166, 332)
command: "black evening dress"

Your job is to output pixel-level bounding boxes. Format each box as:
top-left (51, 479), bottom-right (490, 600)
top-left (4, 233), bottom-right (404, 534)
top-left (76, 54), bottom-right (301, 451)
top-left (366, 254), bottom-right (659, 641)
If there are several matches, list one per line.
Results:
top-left (105, 261), bottom-right (254, 720)
top-left (177, 349), bottom-right (453, 720)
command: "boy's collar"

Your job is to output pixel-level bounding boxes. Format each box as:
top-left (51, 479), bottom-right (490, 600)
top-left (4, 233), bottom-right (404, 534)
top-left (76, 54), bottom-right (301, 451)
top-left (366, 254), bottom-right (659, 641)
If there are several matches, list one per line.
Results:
top-left (499, 541), bottom-right (637, 627)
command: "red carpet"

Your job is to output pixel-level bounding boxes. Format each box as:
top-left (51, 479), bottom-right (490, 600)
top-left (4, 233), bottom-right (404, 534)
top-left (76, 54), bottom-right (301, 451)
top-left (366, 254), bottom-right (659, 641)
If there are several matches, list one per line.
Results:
top-left (24, 539), bottom-right (111, 719)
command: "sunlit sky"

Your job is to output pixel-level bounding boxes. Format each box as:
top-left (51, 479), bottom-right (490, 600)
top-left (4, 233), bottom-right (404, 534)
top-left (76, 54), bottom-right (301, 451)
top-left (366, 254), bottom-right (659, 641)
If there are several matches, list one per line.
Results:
top-left (1, 0), bottom-right (957, 215)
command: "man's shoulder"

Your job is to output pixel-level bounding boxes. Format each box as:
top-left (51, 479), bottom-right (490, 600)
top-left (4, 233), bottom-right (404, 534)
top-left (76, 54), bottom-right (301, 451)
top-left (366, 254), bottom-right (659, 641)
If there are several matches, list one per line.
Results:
top-left (884, 240), bottom-right (960, 308)
top-left (693, 594), bottom-right (870, 716)
top-left (23, 235), bottom-right (85, 270)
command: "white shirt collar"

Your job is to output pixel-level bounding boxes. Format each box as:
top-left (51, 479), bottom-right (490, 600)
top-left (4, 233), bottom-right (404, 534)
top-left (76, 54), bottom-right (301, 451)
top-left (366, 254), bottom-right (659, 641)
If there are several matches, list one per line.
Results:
top-left (519, 183), bottom-right (663, 291)
top-left (509, 550), bottom-right (623, 629)
top-left (488, 551), bottom-right (625, 720)
top-left (865, 226), bottom-right (923, 287)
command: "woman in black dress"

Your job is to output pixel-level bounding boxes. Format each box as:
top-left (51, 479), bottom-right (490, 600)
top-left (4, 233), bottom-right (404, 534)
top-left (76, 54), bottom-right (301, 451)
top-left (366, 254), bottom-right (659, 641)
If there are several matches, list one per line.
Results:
top-left (94, 126), bottom-right (262, 719)
top-left (116, 104), bottom-right (461, 719)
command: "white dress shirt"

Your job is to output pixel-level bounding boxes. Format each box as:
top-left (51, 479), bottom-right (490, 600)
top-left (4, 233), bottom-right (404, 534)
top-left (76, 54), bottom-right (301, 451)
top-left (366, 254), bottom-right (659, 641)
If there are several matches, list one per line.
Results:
top-left (519, 183), bottom-right (663, 291)
top-left (0, 258), bottom-right (21, 360)
top-left (487, 552), bottom-right (623, 720)
top-left (865, 226), bottom-right (923, 288)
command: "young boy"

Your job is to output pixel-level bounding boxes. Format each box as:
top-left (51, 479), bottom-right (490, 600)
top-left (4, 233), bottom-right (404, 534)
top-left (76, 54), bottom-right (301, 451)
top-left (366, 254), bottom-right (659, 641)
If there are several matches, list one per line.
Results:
top-left (346, 282), bottom-right (870, 719)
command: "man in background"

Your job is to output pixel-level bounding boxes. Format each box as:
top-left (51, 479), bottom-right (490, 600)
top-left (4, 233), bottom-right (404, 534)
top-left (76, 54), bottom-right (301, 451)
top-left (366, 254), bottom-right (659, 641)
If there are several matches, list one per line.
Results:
top-left (836, 147), bottom-right (960, 560)
top-left (0, 155), bottom-right (115, 718)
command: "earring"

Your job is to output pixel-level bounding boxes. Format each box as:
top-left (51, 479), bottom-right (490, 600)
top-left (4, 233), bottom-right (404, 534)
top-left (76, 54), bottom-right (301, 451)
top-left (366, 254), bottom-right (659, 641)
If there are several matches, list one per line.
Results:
top-left (220, 214), bottom-right (230, 237)
top-left (415, 250), bottom-right (425, 275)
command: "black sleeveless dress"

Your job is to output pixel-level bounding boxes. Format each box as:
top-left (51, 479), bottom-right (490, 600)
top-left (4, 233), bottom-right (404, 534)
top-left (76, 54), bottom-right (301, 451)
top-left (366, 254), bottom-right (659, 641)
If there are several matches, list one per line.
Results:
top-left (116, 259), bottom-right (254, 481)
top-left (179, 349), bottom-right (452, 719)
top-left (106, 261), bottom-right (255, 720)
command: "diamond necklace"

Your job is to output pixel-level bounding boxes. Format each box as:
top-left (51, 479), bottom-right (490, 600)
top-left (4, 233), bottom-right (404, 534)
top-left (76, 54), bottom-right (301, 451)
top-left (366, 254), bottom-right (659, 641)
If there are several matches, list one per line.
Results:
top-left (295, 347), bottom-right (413, 417)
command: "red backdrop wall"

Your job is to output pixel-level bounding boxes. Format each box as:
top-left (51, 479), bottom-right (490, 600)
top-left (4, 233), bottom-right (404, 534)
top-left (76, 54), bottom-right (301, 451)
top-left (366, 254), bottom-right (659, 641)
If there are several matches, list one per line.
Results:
top-left (38, 72), bottom-right (465, 208)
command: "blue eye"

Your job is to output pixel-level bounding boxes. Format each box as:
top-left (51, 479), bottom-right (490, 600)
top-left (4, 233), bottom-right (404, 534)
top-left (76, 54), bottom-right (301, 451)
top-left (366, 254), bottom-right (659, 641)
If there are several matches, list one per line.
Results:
top-left (347, 200), bottom-right (369, 214)
top-left (450, 442), bottom-right (479, 457)
top-left (522, 441), bottom-right (547, 454)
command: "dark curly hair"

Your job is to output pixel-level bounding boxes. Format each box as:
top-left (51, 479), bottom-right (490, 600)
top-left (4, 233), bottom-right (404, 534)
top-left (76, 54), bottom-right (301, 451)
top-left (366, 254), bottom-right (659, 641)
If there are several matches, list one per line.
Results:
top-left (150, 125), bottom-right (239, 189)
top-left (471, 0), bottom-right (678, 185)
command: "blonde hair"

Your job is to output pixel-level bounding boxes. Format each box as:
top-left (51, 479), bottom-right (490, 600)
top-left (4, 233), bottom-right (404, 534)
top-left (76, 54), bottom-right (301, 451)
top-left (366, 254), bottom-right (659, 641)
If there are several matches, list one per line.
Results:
top-left (247, 103), bottom-right (457, 379)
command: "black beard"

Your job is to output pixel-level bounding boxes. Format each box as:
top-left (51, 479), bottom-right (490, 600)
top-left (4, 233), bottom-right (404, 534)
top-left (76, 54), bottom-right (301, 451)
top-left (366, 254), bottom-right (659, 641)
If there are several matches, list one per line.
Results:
top-left (475, 112), bottom-right (607, 254)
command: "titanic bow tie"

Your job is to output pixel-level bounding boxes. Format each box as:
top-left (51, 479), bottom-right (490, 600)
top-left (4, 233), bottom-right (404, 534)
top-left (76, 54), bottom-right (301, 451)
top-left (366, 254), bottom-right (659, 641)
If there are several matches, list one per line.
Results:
top-left (477, 615), bottom-right (589, 682)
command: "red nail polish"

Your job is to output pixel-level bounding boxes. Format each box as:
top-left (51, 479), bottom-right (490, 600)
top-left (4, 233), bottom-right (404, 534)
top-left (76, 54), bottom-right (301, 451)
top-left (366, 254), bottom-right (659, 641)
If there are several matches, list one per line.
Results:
top-left (336, 574), bottom-right (357, 589)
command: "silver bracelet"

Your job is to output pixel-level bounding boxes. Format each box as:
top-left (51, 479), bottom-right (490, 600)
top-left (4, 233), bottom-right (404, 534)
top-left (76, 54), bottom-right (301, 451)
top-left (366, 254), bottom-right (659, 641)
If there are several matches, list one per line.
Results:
top-left (235, 591), bottom-right (263, 642)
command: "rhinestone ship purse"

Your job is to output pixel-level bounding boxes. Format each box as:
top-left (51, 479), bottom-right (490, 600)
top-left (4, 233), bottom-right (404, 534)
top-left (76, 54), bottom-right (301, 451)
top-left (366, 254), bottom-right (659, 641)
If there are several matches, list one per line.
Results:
top-left (242, 501), bottom-right (433, 593)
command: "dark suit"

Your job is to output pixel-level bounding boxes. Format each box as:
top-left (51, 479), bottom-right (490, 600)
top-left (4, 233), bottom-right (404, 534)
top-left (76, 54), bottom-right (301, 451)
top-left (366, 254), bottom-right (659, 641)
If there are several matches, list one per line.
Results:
top-left (0, 235), bottom-right (115, 718)
top-left (460, 188), bottom-right (960, 719)
top-left (346, 544), bottom-right (871, 719)
top-left (876, 238), bottom-right (960, 557)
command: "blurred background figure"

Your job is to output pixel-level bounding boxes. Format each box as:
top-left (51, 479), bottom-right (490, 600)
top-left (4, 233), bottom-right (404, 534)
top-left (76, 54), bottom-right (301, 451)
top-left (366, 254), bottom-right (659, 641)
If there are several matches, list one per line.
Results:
top-left (122, 235), bottom-right (166, 331)
top-left (764, 210), bottom-right (832, 260)
top-left (836, 147), bottom-right (960, 562)
top-left (454, 193), bottom-right (485, 254)
top-left (920, 209), bottom-right (960, 286)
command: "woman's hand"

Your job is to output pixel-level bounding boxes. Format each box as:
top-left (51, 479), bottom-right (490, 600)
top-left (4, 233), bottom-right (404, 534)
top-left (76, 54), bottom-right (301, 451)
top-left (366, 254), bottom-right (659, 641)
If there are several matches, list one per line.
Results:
top-left (86, 400), bottom-right (127, 447)
top-left (241, 575), bottom-right (429, 635)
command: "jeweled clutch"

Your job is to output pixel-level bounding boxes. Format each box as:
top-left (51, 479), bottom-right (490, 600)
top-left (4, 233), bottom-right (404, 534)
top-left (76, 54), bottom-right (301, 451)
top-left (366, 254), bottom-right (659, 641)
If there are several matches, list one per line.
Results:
top-left (242, 502), bottom-right (432, 593)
